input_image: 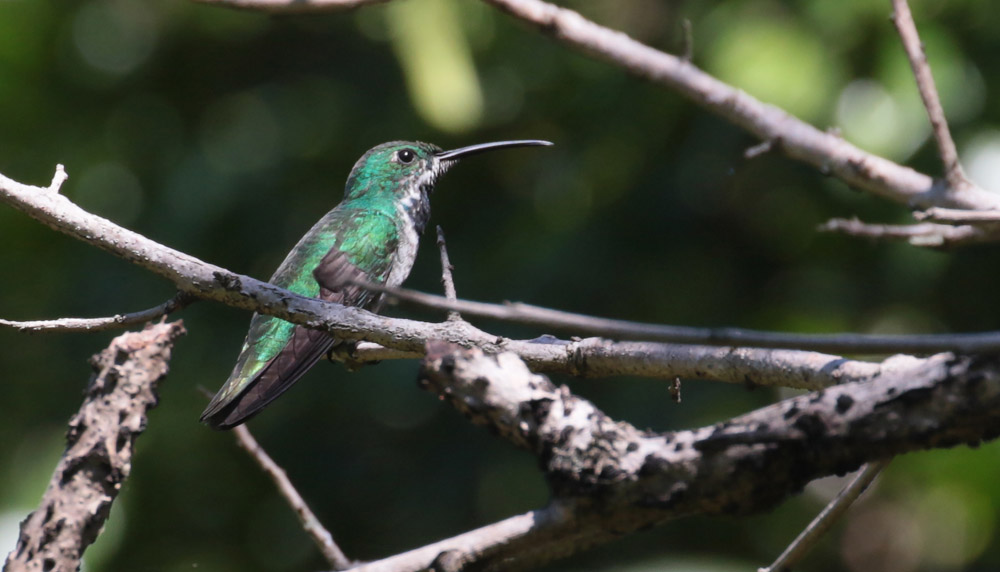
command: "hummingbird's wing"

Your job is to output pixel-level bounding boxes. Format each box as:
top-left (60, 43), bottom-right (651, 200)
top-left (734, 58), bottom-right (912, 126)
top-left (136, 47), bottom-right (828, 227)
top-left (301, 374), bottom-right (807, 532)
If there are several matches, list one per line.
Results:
top-left (201, 210), bottom-right (399, 429)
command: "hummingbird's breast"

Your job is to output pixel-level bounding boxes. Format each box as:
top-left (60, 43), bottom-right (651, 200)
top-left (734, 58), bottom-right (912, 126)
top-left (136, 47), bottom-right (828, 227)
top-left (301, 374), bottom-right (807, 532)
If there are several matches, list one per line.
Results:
top-left (385, 192), bottom-right (428, 288)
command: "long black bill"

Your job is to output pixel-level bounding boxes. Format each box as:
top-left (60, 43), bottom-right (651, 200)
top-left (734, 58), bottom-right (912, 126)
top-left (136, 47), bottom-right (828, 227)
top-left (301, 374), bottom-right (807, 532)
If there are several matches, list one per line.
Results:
top-left (435, 139), bottom-right (553, 161)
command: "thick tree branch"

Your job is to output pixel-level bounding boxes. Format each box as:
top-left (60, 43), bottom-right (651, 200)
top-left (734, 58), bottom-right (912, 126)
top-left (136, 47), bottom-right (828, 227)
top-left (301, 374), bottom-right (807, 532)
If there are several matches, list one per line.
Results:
top-left (4, 322), bottom-right (186, 572)
top-left (364, 343), bottom-right (998, 570)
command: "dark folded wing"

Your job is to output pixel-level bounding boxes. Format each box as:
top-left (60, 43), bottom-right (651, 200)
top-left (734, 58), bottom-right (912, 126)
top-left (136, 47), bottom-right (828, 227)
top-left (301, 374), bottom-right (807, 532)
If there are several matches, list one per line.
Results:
top-left (201, 244), bottom-right (395, 429)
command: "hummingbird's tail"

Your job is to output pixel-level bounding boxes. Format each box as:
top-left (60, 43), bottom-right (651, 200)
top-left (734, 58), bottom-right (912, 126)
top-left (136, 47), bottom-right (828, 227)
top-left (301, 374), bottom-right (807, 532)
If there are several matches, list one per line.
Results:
top-left (201, 326), bottom-right (337, 429)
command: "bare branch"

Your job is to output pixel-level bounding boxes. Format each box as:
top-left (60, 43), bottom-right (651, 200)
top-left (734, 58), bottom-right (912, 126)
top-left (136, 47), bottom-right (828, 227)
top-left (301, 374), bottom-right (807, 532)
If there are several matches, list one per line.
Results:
top-left (349, 507), bottom-right (565, 572)
top-left (435, 226), bottom-right (461, 321)
top-left (891, 0), bottom-right (970, 192)
top-left (760, 460), bottom-right (889, 572)
top-left (362, 343), bottom-right (998, 570)
top-left (0, 292), bottom-right (193, 333)
top-left (479, 0), bottom-right (1000, 211)
top-left (348, 335), bottom-right (946, 391)
top-left (187, 0), bottom-right (1000, 212)
top-left (232, 425), bottom-right (352, 570)
top-left (189, 0), bottom-right (389, 14)
top-left (818, 217), bottom-right (992, 248)
top-left (364, 280), bottom-right (1000, 354)
top-left (916, 207), bottom-right (1000, 223)
top-left (4, 167), bottom-right (1000, 388)
top-left (48, 164), bottom-right (68, 193)
top-left (4, 322), bottom-right (185, 572)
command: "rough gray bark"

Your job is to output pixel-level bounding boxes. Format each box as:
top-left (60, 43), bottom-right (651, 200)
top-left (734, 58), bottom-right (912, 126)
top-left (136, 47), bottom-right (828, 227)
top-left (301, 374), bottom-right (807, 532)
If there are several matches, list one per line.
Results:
top-left (361, 343), bottom-right (1000, 571)
top-left (4, 322), bottom-right (186, 572)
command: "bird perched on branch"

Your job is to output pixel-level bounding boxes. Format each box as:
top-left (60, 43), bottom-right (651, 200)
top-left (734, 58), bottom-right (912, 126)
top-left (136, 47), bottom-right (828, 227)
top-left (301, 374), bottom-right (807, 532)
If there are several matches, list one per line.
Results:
top-left (201, 139), bottom-right (551, 429)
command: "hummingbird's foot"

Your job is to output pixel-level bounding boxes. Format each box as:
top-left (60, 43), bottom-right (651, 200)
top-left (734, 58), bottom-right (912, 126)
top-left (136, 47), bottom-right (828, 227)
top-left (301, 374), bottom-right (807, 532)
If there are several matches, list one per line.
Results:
top-left (326, 342), bottom-right (372, 372)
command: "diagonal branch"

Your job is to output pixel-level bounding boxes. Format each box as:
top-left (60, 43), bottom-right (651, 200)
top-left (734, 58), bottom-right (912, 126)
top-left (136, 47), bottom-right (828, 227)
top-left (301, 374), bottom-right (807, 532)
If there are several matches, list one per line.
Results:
top-left (760, 459), bottom-right (889, 572)
top-left (232, 425), bottom-right (352, 570)
top-left (479, 0), bottom-right (999, 211)
top-left (4, 322), bottom-right (186, 572)
top-left (890, 0), bottom-right (970, 192)
top-left (186, 0), bottom-right (1000, 213)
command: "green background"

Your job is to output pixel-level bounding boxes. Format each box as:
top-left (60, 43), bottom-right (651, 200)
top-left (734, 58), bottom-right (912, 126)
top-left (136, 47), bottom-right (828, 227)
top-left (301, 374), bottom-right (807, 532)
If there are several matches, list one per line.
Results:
top-left (2, 0), bottom-right (1000, 570)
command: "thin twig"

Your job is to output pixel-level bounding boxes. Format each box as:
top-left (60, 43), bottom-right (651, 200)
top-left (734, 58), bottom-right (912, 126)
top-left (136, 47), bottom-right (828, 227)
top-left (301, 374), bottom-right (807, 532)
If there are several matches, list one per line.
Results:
top-left (915, 207), bottom-right (1000, 223)
top-left (190, 0), bottom-right (389, 13)
top-left (891, 0), bottom-right (969, 192)
top-left (0, 292), bottom-right (193, 333)
top-left (48, 164), bottom-right (68, 193)
top-left (760, 459), bottom-right (891, 572)
top-left (359, 280), bottom-right (1000, 354)
top-left (745, 139), bottom-right (778, 160)
top-left (819, 217), bottom-right (991, 247)
top-left (679, 18), bottom-right (693, 62)
top-left (436, 225), bottom-right (461, 321)
top-left (232, 424), bottom-right (352, 570)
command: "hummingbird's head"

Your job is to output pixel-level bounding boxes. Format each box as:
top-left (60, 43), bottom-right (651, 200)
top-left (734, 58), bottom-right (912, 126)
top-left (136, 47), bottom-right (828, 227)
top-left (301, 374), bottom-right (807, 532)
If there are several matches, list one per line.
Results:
top-left (343, 139), bottom-right (553, 205)
top-left (343, 141), bottom-right (448, 204)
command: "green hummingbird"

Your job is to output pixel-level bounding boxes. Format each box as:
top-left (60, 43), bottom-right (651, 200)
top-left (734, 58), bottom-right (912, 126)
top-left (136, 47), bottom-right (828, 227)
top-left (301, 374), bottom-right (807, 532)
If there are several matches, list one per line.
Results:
top-left (201, 139), bottom-right (551, 429)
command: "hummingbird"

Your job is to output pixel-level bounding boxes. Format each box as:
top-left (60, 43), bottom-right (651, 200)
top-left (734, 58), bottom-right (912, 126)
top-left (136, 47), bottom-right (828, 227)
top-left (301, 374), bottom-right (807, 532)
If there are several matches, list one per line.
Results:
top-left (201, 139), bottom-right (552, 429)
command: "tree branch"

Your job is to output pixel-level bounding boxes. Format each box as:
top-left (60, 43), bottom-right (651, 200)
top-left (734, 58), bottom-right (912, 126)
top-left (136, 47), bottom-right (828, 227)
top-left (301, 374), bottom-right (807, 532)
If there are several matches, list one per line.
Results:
top-left (479, 0), bottom-right (999, 211)
top-left (4, 167), bottom-right (999, 390)
top-left (0, 292), bottom-right (193, 333)
top-left (366, 281), bottom-right (1000, 354)
top-left (916, 207), bottom-right (1000, 223)
top-left (760, 459), bottom-right (889, 572)
top-left (189, 0), bottom-right (389, 14)
top-left (435, 226), bottom-right (461, 322)
top-left (4, 322), bottom-right (186, 572)
top-left (185, 0), bottom-right (1000, 212)
top-left (818, 217), bottom-right (992, 248)
top-left (358, 343), bottom-right (997, 570)
top-left (890, 0), bottom-right (970, 193)
top-left (232, 425), bottom-right (352, 570)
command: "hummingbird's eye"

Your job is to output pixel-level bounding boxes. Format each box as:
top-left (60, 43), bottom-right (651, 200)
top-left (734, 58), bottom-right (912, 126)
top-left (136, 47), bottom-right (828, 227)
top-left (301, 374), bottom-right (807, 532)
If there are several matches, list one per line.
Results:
top-left (397, 149), bottom-right (416, 164)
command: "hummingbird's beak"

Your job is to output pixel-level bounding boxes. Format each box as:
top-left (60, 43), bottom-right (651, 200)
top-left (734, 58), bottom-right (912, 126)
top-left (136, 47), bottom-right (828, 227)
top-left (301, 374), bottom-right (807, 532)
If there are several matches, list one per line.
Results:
top-left (435, 140), bottom-right (553, 161)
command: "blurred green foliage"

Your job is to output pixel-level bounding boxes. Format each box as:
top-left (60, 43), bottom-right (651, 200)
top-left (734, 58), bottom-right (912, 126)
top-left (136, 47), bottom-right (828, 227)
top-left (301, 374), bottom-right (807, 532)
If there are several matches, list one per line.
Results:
top-left (2, 0), bottom-right (1000, 570)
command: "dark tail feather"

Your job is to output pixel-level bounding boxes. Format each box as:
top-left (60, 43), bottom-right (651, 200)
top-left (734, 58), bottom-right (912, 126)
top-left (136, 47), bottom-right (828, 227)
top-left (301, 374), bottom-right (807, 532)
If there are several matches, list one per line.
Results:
top-left (202, 327), bottom-right (337, 430)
